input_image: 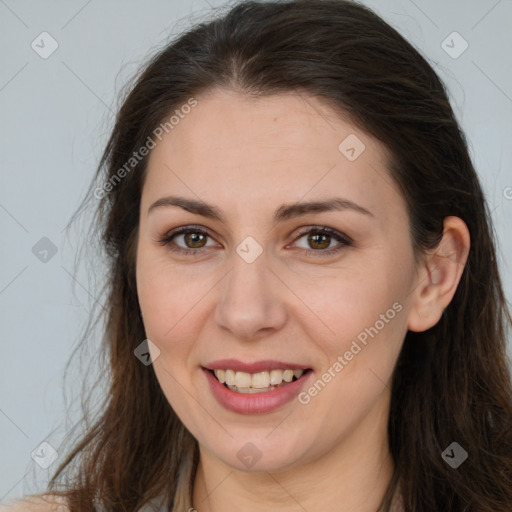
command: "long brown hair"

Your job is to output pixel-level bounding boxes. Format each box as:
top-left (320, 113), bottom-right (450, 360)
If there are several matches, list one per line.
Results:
top-left (35, 1), bottom-right (512, 510)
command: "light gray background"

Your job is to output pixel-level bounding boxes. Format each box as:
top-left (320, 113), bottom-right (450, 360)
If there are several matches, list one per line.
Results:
top-left (1, 0), bottom-right (511, 503)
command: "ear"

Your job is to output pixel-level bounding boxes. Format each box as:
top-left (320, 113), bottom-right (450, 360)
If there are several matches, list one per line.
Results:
top-left (407, 216), bottom-right (470, 332)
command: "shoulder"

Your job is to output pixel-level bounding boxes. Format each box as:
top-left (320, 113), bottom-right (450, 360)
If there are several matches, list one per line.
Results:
top-left (0, 494), bottom-right (69, 512)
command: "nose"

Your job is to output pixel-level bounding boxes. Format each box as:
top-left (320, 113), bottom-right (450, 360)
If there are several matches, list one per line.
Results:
top-left (214, 248), bottom-right (288, 341)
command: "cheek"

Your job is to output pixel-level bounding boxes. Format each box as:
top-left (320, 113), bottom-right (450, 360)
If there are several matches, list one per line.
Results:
top-left (136, 248), bottom-right (214, 353)
top-left (136, 253), bottom-right (205, 416)
top-left (304, 257), bottom-right (409, 337)
top-left (300, 250), bottom-right (412, 391)
top-left (299, 272), bottom-right (407, 433)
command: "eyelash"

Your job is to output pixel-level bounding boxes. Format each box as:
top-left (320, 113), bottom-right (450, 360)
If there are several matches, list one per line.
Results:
top-left (156, 224), bottom-right (352, 258)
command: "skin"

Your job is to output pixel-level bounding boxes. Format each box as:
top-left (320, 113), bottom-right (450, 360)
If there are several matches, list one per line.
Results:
top-left (135, 88), bottom-right (470, 512)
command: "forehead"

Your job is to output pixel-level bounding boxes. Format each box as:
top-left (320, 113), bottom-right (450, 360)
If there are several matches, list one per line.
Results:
top-left (151, 89), bottom-right (374, 162)
top-left (142, 88), bottom-right (402, 223)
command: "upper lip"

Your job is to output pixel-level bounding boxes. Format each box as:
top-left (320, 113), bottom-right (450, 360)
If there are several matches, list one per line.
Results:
top-left (203, 359), bottom-right (311, 374)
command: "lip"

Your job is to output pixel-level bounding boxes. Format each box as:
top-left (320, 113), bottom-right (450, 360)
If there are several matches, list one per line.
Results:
top-left (202, 366), bottom-right (313, 415)
top-left (204, 358), bottom-right (310, 374)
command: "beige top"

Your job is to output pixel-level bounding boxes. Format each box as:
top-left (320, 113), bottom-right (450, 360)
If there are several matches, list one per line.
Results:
top-left (0, 494), bottom-right (68, 512)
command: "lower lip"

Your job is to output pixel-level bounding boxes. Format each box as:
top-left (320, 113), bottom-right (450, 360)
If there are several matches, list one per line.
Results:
top-left (203, 368), bottom-right (313, 414)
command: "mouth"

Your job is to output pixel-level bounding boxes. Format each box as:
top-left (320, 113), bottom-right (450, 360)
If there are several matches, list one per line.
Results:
top-left (204, 367), bottom-right (313, 394)
top-left (202, 363), bottom-right (314, 414)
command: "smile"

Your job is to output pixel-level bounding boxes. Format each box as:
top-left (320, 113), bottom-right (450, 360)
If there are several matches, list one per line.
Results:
top-left (202, 364), bottom-right (313, 414)
top-left (210, 368), bottom-right (306, 393)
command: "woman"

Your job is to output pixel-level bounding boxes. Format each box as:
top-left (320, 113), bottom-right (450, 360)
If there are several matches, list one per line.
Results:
top-left (3, 0), bottom-right (511, 510)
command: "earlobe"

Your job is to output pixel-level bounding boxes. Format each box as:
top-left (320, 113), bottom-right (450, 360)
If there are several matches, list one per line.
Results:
top-left (407, 216), bottom-right (470, 333)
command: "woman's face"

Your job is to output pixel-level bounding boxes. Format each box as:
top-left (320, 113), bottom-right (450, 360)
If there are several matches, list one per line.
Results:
top-left (136, 88), bottom-right (420, 472)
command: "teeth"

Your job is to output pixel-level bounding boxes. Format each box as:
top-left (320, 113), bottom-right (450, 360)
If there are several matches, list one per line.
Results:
top-left (213, 368), bottom-right (305, 389)
top-left (225, 369), bottom-right (236, 386)
top-left (283, 369), bottom-right (294, 382)
top-left (226, 385), bottom-right (273, 394)
top-left (251, 371), bottom-right (270, 389)
top-left (269, 369), bottom-right (283, 385)
top-left (235, 371), bottom-right (252, 388)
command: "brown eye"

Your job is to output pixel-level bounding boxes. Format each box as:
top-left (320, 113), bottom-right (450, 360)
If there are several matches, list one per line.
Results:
top-left (306, 232), bottom-right (331, 250)
top-left (292, 227), bottom-right (352, 257)
top-left (182, 232), bottom-right (208, 249)
top-left (157, 226), bottom-right (218, 256)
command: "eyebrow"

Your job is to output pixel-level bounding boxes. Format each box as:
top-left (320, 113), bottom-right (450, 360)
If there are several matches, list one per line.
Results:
top-left (147, 195), bottom-right (374, 223)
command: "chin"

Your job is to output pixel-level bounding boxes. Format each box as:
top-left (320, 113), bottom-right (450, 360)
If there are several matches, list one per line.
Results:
top-left (202, 432), bottom-right (314, 474)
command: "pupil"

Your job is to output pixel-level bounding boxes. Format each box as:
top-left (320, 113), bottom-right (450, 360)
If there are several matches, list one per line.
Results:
top-left (310, 234), bottom-right (329, 249)
top-left (186, 233), bottom-right (205, 248)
